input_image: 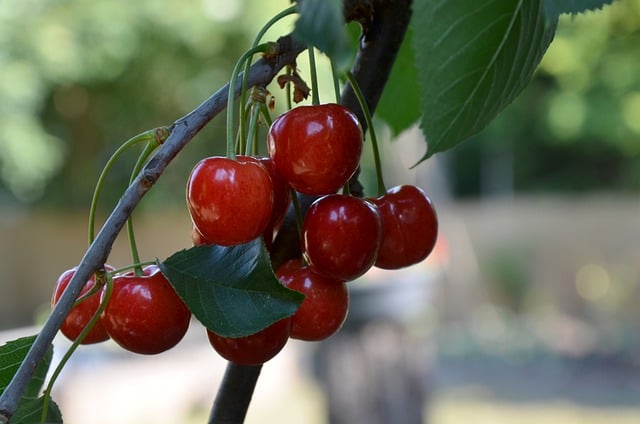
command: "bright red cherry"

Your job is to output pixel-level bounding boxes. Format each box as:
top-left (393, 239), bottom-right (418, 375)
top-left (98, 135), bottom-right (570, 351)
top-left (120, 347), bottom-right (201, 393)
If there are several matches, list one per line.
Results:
top-left (102, 265), bottom-right (191, 355)
top-left (236, 156), bottom-right (291, 247)
top-left (51, 265), bottom-right (114, 344)
top-left (370, 185), bottom-right (438, 269)
top-left (276, 261), bottom-right (348, 341)
top-left (206, 318), bottom-right (291, 365)
top-left (186, 156), bottom-right (274, 246)
top-left (303, 194), bottom-right (381, 281)
top-left (267, 103), bottom-right (363, 195)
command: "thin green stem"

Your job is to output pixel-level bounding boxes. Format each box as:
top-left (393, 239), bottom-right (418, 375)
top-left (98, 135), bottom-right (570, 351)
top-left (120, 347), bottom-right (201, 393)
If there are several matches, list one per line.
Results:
top-left (308, 46), bottom-right (320, 105)
top-left (227, 44), bottom-right (272, 159)
top-left (259, 103), bottom-right (273, 127)
top-left (330, 61), bottom-right (342, 104)
top-left (88, 130), bottom-right (156, 244)
top-left (41, 270), bottom-right (113, 423)
top-left (344, 71), bottom-right (387, 195)
top-left (285, 66), bottom-right (293, 111)
top-left (126, 141), bottom-right (158, 276)
top-left (110, 261), bottom-right (157, 276)
top-left (244, 105), bottom-right (261, 156)
top-left (240, 6), bottom-right (298, 141)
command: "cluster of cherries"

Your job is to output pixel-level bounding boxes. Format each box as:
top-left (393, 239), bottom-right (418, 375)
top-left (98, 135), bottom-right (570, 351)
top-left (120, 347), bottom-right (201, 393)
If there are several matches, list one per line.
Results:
top-left (52, 103), bottom-right (437, 364)
top-left (187, 103), bottom-right (438, 365)
top-left (52, 264), bottom-right (191, 355)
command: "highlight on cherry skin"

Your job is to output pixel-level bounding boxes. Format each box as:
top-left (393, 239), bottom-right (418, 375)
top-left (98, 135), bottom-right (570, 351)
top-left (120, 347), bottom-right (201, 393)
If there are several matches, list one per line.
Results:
top-left (302, 194), bottom-right (382, 282)
top-left (371, 184), bottom-right (438, 270)
top-left (267, 103), bottom-right (364, 195)
top-left (101, 264), bottom-right (191, 355)
top-left (186, 155), bottom-right (274, 246)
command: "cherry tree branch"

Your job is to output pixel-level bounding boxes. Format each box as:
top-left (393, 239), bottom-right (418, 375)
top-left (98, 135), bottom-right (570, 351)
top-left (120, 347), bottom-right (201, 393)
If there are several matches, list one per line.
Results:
top-left (212, 1), bottom-right (414, 423)
top-left (0, 35), bottom-right (306, 424)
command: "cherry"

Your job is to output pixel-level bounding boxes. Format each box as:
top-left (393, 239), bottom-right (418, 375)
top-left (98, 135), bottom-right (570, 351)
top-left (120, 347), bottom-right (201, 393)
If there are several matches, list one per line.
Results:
top-left (206, 318), bottom-right (291, 365)
top-left (186, 156), bottom-right (274, 246)
top-left (267, 103), bottom-right (363, 195)
top-left (370, 185), bottom-right (438, 269)
top-left (51, 265), bottom-right (114, 344)
top-left (303, 194), bottom-right (381, 281)
top-left (276, 261), bottom-right (349, 341)
top-left (236, 156), bottom-right (291, 247)
top-left (102, 265), bottom-right (191, 355)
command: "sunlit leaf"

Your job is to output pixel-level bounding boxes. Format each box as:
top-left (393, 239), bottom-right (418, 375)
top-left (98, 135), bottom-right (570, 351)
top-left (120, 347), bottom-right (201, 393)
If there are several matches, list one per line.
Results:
top-left (413, 0), bottom-right (557, 161)
top-left (376, 30), bottom-right (421, 136)
top-left (159, 239), bottom-right (303, 338)
top-left (542, 0), bottom-right (616, 21)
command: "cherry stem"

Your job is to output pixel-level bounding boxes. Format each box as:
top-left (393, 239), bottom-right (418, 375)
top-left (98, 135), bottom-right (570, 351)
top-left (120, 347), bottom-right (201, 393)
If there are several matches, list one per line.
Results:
top-left (344, 70), bottom-right (386, 196)
top-left (88, 129), bottom-right (158, 245)
top-left (240, 5), bottom-right (297, 141)
top-left (259, 103), bottom-right (273, 127)
top-left (40, 270), bottom-right (113, 423)
top-left (227, 44), bottom-right (272, 160)
top-left (308, 46), bottom-right (320, 106)
top-left (330, 61), bottom-right (342, 103)
top-left (127, 140), bottom-right (159, 276)
top-left (285, 66), bottom-right (293, 111)
top-left (244, 104), bottom-right (261, 156)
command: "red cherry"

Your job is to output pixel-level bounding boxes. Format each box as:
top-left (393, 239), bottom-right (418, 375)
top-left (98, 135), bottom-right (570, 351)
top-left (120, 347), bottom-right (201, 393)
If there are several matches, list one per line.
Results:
top-left (276, 261), bottom-right (349, 341)
top-left (370, 185), bottom-right (438, 269)
top-left (102, 265), bottom-right (191, 355)
top-left (236, 156), bottom-right (291, 247)
top-left (186, 156), bottom-right (274, 246)
top-left (267, 103), bottom-right (363, 195)
top-left (303, 194), bottom-right (381, 281)
top-left (51, 265), bottom-right (114, 344)
top-left (206, 318), bottom-right (291, 365)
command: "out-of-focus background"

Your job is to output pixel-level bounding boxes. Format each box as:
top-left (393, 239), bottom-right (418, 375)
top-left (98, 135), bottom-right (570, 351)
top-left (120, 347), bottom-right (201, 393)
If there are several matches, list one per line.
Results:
top-left (1, 1), bottom-right (640, 423)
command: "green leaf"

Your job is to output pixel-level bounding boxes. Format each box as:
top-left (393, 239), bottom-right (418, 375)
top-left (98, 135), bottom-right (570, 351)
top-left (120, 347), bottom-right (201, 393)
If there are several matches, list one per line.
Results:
top-left (542, 0), bottom-right (616, 21)
top-left (0, 336), bottom-right (59, 423)
top-left (376, 29), bottom-right (421, 136)
top-left (11, 397), bottom-right (62, 424)
top-left (0, 335), bottom-right (53, 400)
top-left (159, 239), bottom-right (304, 338)
top-left (413, 0), bottom-right (558, 161)
top-left (293, 0), bottom-right (352, 70)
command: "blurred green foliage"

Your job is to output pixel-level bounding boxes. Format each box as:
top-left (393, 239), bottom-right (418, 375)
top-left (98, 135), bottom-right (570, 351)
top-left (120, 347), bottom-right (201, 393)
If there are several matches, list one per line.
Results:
top-left (1, 0), bottom-right (639, 209)
top-left (451, 0), bottom-right (640, 196)
top-left (0, 0), bottom-right (293, 209)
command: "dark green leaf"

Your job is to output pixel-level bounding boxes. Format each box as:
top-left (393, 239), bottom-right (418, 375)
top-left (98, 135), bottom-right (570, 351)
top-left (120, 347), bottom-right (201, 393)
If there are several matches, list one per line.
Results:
top-left (376, 30), bottom-right (421, 136)
top-left (413, 0), bottom-right (557, 161)
top-left (0, 335), bottom-right (53, 400)
top-left (0, 336), bottom-right (58, 423)
top-left (159, 239), bottom-right (304, 338)
top-left (293, 0), bottom-right (352, 70)
top-left (11, 397), bottom-right (62, 424)
top-left (542, 0), bottom-right (616, 21)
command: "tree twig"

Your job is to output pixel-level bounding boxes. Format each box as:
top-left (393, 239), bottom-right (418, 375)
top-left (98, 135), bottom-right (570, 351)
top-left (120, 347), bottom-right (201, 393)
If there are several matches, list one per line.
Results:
top-left (0, 35), bottom-right (306, 424)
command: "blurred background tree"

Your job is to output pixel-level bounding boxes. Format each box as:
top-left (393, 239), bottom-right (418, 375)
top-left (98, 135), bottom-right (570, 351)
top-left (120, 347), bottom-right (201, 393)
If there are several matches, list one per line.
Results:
top-left (0, 0), bottom-right (292, 211)
top-left (2, 1), bottom-right (639, 209)
top-left (450, 3), bottom-right (640, 196)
